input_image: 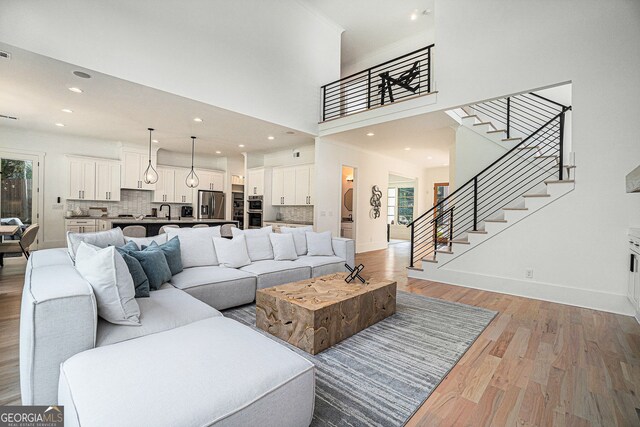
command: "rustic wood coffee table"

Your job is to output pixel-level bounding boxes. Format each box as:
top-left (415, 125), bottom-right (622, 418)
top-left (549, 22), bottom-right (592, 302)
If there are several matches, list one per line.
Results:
top-left (256, 273), bottom-right (397, 354)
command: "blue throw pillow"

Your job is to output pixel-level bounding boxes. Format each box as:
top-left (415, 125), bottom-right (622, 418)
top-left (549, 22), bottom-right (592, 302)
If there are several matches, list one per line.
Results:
top-left (143, 237), bottom-right (183, 276)
top-left (114, 242), bottom-right (149, 298)
top-left (129, 249), bottom-right (172, 291)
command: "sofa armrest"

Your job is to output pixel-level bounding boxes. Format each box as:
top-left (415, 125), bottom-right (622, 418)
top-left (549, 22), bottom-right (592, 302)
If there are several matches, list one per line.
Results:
top-left (20, 250), bottom-right (97, 405)
top-left (332, 238), bottom-right (355, 268)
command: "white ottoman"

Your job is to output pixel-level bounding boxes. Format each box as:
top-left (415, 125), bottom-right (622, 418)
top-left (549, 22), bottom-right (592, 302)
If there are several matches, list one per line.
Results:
top-left (59, 317), bottom-right (315, 427)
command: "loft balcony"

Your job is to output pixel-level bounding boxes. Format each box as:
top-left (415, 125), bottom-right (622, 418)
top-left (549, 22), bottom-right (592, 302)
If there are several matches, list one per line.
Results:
top-left (320, 44), bottom-right (434, 123)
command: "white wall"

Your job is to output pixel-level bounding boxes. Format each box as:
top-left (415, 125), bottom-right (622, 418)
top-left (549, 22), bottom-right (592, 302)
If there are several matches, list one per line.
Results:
top-left (0, 0), bottom-right (342, 135)
top-left (314, 138), bottom-right (432, 253)
top-left (454, 126), bottom-right (507, 186)
top-left (423, 0), bottom-right (640, 311)
top-left (263, 145), bottom-right (315, 168)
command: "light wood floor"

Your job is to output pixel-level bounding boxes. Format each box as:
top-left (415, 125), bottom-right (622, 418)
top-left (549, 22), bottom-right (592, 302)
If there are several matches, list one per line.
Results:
top-left (1, 246), bottom-right (639, 426)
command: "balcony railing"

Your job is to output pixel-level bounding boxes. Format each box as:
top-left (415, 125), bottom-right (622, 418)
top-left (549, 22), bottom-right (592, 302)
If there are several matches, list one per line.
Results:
top-left (320, 44), bottom-right (434, 122)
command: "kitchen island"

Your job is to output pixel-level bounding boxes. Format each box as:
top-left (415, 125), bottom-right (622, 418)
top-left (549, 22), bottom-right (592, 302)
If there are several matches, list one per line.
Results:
top-left (66, 216), bottom-right (238, 237)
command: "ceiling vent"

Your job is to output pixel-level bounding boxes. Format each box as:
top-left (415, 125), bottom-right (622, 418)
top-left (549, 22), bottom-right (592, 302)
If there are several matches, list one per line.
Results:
top-left (0, 114), bottom-right (18, 120)
top-left (0, 51), bottom-right (11, 61)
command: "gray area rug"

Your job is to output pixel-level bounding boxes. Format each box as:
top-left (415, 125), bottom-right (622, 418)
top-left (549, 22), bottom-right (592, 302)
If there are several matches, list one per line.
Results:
top-left (224, 291), bottom-right (496, 427)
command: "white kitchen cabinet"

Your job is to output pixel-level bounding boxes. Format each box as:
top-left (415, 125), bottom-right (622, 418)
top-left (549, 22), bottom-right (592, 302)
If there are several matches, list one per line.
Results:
top-left (122, 150), bottom-right (157, 190)
top-left (341, 221), bottom-right (353, 239)
top-left (197, 170), bottom-right (225, 192)
top-left (66, 219), bottom-right (97, 234)
top-left (271, 164), bottom-right (314, 206)
top-left (247, 168), bottom-right (265, 196)
top-left (174, 168), bottom-right (194, 204)
top-left (153, 168), bottom-right (176, 203)
top-left (95, 161), bottom-right (121, 201)
top-left (68, 157), bottom-right (96, 200)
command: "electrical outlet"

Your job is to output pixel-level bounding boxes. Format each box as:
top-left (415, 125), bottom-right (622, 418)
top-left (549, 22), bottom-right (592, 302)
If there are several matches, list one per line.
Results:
top-left (320, 211), bottom-right (326, 217)
top-left (525, 268), bottom-right (534, 279)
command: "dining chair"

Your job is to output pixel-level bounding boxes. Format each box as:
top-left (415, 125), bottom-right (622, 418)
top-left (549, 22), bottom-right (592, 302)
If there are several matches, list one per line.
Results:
top-left (192, 224), bottom-right (209, 228)
top-left (0, 223), bottom-right (39, 266)
top-left (159, 224), bottom-right (180, 234)
top-left (122, 225), bottom-right (147, 238)
top-left (220, 223), bottom-right (237, 238)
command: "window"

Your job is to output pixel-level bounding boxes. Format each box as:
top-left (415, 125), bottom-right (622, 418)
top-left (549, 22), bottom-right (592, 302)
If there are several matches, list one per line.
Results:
top-left (387, 188), bottom-right (396, 224)
top-left (387, 187), bottom-right (414, 225)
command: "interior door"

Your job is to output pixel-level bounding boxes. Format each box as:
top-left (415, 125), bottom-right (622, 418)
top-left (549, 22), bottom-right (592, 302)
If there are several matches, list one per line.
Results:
top-left (0, 152), bottom-right (41, 249)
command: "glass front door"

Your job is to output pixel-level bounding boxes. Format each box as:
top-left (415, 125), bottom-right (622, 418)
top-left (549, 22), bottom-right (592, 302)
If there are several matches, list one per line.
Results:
top-left (0, 153), bottom-right (39, 247)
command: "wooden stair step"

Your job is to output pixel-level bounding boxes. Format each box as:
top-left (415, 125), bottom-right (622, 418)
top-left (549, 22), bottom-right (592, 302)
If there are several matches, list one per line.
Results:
top-left (523, 193), bottom-right (550, 198)
top-left (544, 179), bottom-right (575, 184)
top-left (467, 230), bottom-right (488, 234)
top-left (487, 129), bottom-right (507, 134)
top-left (517, 146), bottom-right (539, 151)
top-left (473, 122), bottom-right (493, 127)
top-left (503, 207), bottom-right (528, 211)
top-left (534, 155), bottom-right (559, 159)
top-left (485, 219), bottom-right (507, 223)
top-left (407, 266), bottom-right (423, 272)
top-left (461, 115), bottom-right (479, 120)
top-left (435, 249), bottom-right (454, 255)
top-left (422, 258), bottom-right (438, 264)
top-left (502, 137), bottom-right (522, 142)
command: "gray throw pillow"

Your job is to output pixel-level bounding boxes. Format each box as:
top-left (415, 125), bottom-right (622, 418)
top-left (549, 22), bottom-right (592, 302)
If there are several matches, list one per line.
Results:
top-left (143, 237), bottom-right (183, 276)
top-left (129, 249), bottom-right (172, 291)
top-left (115, 242), bottom-right (150, 298)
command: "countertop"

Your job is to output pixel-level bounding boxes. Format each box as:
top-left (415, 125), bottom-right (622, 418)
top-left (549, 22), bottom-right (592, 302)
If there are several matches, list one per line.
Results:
top-left (65, 216), bottom-right (237, 224)
top-left (263, 220), bottom-right (313, 225)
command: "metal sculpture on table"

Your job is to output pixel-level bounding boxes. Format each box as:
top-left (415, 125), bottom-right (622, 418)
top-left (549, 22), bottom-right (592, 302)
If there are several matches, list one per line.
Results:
top-left (344, 263), bottom-right (366, 284)
top-left (370, 185), bottom-right (382, 219)
top-left (378, 61), bottom-right (420, 105)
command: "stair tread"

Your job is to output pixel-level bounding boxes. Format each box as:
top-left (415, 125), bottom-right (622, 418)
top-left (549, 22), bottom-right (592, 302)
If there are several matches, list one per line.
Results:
top-left (503, 207), bottom-right (528, 210)
top-left (523, 193), bottom-right (551, 197)
top-left (422, 258), bottom-right (438, 263)
top-left (485, 219), bottom-right (507, 223)
top-left (534, 155), bottom-right (559, 159)
top-left (473, 122), bottom-right (493, 126)
top-left (517, 146), bottom-right (539, 150)
top-left (544, 179), bottom-right (575, 184)
top-left (467, 230), bottom-right (488, 234)
top-left (502, 137), bottom-right (522, 142)
top-left (407, 266), bottom-right (424, 272)
top-left (487, 129), bottom-right (507, 133)
top-left (462, 115), bottom-right (479, 119)
top-left (450, 239), bottom-right (470, 245)
top-left (435, 249), bottom-right (454, 254)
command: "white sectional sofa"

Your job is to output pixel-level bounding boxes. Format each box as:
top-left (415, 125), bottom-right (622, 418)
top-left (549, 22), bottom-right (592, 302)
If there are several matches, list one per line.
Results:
top-left (20, 227), bottom-right (354, 426)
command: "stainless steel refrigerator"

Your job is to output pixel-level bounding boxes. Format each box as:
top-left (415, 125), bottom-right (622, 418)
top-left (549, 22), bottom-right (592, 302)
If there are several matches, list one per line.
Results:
top-left (198, 190), bottom-right (225, 219)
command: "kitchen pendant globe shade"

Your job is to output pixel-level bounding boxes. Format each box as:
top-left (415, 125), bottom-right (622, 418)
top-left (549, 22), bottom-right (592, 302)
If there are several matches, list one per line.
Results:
top-left (143, 161), bottom-right (158, 184)
top-left (186, 168), bottom-right (199, 188)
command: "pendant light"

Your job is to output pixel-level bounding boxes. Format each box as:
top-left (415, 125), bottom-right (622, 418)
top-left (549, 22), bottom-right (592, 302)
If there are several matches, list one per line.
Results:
top-left (186, 136), bottom-right (199, 188)
top-left (143, 128), bottom-right (158, 184)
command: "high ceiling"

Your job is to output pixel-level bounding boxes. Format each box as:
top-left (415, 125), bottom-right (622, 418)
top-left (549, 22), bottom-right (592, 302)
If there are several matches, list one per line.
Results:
top-left (0, 43), bottom-right (314, 156)
top-left (325, 110), bottom-right (457, 167)
top-left (301, 0), bottom-right (434, 67)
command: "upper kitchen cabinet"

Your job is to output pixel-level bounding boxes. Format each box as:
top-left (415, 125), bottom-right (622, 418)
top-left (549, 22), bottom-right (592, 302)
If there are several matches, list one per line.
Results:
top-left (122, 150), bottom-right (157, 190)
top-left (68, 157), bottom-right (96, 200)
top-left (95, 160), bottom-right (121, 201)
top-left (174, 168), bottom-right (194, 203)
top-left (271, 164), bottom-right (314, 206)
top-left (197, 170), bottom-right (225, 192)
top-left (247, 168), bottom-right (265, 196)
top-left (153, 167), bottom-right (176, 203)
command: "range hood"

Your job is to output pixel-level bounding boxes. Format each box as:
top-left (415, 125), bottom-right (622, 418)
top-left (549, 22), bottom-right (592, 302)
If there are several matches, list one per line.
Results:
top-left (627, 165), bottom-right (640, 193)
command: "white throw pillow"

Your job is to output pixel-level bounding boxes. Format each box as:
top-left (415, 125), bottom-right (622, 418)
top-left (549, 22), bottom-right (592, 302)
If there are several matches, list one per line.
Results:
top-left (74, 242), bottom-right (140, 325)
top-left (231, 225), bottom-right (273, 261)
top-left (124, 234), bottom-right (167, 249)
top-left (166, 227), bottom-right (221, 268)
top-left (213, 235), bottom-right (251, 268)
top-left (269, 233), bottom-right (298, 261)
top-left (281, 226), bottom-right (313, 256)
top-left (306, 231), bottom-right (334, 256)
top-left (67, 227), bottom-right (125, 261)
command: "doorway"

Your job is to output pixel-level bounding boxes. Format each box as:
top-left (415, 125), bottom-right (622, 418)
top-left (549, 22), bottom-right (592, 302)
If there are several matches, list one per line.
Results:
top-left (388, 173), bottom-right (416, 243)
top-left (340, 166), bottom-right (355, 241)
top-left (0, 152), bottom-right (41, 248)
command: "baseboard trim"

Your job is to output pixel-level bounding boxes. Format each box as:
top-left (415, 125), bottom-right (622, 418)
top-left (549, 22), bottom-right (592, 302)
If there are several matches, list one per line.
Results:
top-left (408, 267), bottom-right (634, 316)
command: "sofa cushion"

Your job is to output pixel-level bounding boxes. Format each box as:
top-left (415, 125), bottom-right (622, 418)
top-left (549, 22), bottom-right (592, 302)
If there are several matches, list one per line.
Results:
top-left (280, 226), bottom-right (313, 256)
top-left (144, 237), bottom-right (183, 276)
top-left (294, 255), bottom-right (346, 278)
top-left (244, 234), bottom-right (274, 261)
top-left (75, 243), bottom-right (140, 326)
top-left (170, 266), bottom-right (257, 310)
top-left (240, 260), bottom-right (310, 289)
top-left (124, 234), bottom-right (167, 248)
top-left (60, 317), bottom-right (315, 427)
top-left (115, 250), bottom-right (150, 298)
top-left (129, 249), bottom-right (172, 291)
top-left (96, 287), bottom-right (220, 347)
top-left (306, 231), bottom-right (334, 256)
top-left (166, 227), bottom-right (221, 268)
top-left (269, 233), bottom-right (298, 261)
top-left (213, 235), bottom-right (251, 268)
top-left (67, 227), bottom-right (125, 261)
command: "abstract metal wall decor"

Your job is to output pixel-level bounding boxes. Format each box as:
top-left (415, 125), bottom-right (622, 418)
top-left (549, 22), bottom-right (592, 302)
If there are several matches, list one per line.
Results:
top-left (370, 185), bottom-right (382, 219)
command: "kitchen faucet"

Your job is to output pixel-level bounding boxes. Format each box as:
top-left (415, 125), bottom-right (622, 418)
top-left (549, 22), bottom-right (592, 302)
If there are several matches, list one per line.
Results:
top-left (159, 204), bottom-right (171, 220)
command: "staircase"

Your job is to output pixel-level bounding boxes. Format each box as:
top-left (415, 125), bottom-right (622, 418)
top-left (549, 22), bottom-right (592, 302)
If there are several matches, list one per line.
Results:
top-left (407, 92), bottom-right (573, 272)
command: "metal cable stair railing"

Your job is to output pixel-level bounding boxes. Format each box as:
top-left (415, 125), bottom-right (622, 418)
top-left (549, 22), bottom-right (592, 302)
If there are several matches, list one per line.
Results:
top-left (408, 93), bottom-right (571, 267)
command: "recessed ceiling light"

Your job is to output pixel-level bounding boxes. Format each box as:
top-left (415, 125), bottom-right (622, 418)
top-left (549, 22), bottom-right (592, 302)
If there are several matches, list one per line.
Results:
top-left (427, 156), bottom-right (433, 160)
top-left (72, 71), bottom-right (92, 79)
top-left (61, 108), bottom-right (73, 113)
top-left (215, 150), bottom-right (221, 154)
top-left (55, 123), bottom-right (65, 127)
top-left (193, 117), bottom-right (203, 122)
top-left (68, 87), bottom-right (83, 93)
top-left (366, 132), bottom-right (375, 136)
top-left (152, 139), bottom-right (159, 143)
top-left (404, 147), bottom-right (411, 151)
top-left (238, 144), bottom-right (245, 148)
top-left (410, 10), bottom-right (418, 20)
top-left (267, 136), bottom-right (275, 140)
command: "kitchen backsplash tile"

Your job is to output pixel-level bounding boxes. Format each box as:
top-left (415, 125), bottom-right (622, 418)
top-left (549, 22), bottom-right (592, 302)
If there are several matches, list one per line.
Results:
top-left (274, 206), bottom-right (314, 223)
top-left (66, 190), bottom-right (188, 217)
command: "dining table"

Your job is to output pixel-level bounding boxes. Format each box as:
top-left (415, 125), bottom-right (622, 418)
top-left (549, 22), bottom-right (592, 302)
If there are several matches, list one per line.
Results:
top-left (0, 225), bottom-right (20, 236)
